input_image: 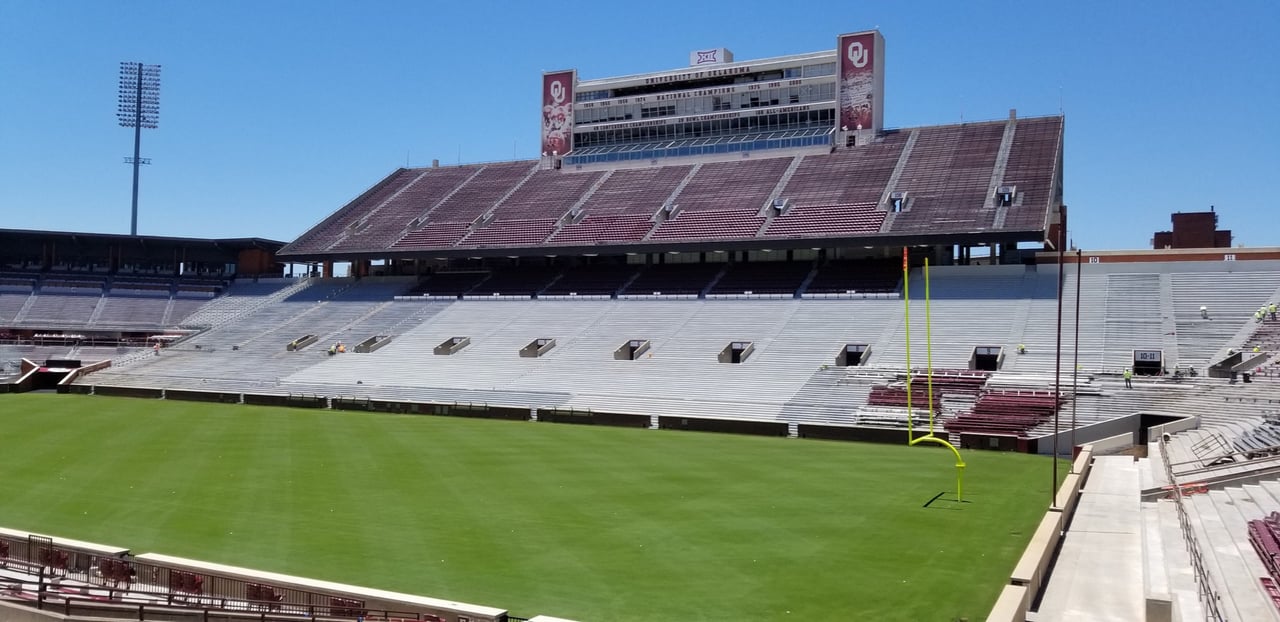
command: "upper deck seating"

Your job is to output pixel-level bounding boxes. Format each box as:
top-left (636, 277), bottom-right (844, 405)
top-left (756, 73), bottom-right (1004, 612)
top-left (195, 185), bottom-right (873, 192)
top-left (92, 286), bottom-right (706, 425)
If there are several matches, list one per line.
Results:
top-left (547, 214), bottom-right (656, 245)
top-left (649, 209), bottom-right (763, 241)
top-left (998, 116), bottom-right (1063, 231)
top-left (288, 169), bottom-right (419, 253)
top-left (330, 166), bottom-right (478, 252)
top-left (764, 203), bottom-right (885, 238)
top-left (461, 219), bottom-right (560, 248)
top-left (423, 161), bottom-right (536, 224)
top-left (888, 122), bottom-right (1006, 234)
top-left (665, 157), bottom-right (792, 214)
top-left (776, 132), bottom-right (907, 207)
top-left (392, 222), bottom-right (472, 250)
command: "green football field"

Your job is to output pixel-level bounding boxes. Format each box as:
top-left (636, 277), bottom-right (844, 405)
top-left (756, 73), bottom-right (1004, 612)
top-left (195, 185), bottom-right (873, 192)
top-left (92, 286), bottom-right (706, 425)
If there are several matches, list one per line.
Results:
top-left (0, 394), bottom-right (1060, 621)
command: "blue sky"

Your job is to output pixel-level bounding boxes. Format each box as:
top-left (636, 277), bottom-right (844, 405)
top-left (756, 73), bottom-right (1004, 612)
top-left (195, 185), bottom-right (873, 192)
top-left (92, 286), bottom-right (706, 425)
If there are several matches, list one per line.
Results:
top-left (1, 0), bottom-right (1276, 251)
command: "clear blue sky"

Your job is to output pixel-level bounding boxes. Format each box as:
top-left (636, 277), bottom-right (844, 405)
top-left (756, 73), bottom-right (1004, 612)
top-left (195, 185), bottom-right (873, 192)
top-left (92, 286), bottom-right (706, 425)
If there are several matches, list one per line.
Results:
top-left (1, 0), bottom-right (1276, 251)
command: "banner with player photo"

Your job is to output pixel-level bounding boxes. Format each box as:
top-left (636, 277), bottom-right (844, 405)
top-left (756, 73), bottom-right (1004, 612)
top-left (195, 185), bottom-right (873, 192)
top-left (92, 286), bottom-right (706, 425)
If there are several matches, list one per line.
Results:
top-left (541, 70), bottom-right (576, 155)
top-left (837, 31), bottom-right (884, 133)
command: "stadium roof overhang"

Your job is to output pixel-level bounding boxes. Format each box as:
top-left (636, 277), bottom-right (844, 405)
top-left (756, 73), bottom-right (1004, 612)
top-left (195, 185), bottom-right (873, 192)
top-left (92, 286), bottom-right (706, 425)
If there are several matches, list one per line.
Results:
top-left (0, 228), bottom-right (286, 262)
top-left (275, 228), bottom-right (1047, 263)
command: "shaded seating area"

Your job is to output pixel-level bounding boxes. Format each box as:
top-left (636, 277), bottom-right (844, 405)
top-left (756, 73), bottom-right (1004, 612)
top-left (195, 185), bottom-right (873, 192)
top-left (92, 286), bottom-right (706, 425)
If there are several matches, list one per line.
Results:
top-left (804, 259), bottom-right (901, 294)
top-left (709, 261), bottom-right (813, 295)
top-left (620, 263), bottom-right (723, 296)
top-left (408, 272), bottom-right (490, 297)
top-left (542, 264), bottom-right (638, 296)
top-left (467, 264), bottom-right (561, 296)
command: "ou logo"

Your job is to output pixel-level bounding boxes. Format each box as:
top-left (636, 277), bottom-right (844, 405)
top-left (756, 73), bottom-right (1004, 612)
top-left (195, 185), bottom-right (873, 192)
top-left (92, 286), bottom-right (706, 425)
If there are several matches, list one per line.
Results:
top-left (550, 79), bottom-right (566, 104)
top-left (847, 41), bottom-right (869, 68)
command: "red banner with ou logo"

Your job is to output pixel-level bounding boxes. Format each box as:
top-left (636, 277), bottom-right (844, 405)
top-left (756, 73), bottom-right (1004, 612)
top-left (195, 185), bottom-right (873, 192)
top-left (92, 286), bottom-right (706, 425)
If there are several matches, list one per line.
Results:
top-left (837, 31), bottom-right (880, 133)
top-left (541, 70), bottom-right (576, 156)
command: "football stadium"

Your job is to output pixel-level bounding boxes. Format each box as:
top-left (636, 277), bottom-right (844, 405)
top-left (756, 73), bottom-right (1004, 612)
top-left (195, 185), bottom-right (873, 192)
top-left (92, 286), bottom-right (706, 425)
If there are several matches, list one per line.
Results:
top-left (2, 26), bottom-right (1279, 622)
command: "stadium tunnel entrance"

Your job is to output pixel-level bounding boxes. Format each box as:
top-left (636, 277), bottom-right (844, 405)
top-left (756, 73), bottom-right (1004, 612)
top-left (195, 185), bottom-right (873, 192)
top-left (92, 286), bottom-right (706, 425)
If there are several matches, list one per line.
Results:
top-left (9, 358), bottom-right (81, 393)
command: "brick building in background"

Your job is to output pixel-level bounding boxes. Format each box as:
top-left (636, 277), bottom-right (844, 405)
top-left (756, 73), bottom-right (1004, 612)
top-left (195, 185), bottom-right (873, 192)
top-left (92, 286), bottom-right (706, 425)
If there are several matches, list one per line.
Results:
top-left (1153, 209), bottom-right (1232, 249)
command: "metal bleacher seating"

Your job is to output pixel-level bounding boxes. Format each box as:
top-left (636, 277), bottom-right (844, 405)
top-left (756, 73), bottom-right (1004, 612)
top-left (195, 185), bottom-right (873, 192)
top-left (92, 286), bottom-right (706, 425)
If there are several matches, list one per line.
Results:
top-left (278, 118), bottom-right (1064, 258)
top-left (803, 259), bottom-right (900, 295)
top-left (648, 158), bottom-right (791, 241)
top-left (619, 263), bottom-right (723, 296)
top-left (460, 169), bottom-right (606, 248)
top-left (999, 116), bottom-right (1063, 231)
top-left (708, 261), bottom-right (813, 296)
top-left (548, 165), bottom-right (694, 245)
top-left (888, 123), bottom-right (1005, 234)
top-left (540, 264), bottom-right (639, 296)
top-left (467, 264), bottom-right (561, 297)
top-left (777, 132), bottom-right (907, 206)
top-left (331, 166), bottom-right (478, 252)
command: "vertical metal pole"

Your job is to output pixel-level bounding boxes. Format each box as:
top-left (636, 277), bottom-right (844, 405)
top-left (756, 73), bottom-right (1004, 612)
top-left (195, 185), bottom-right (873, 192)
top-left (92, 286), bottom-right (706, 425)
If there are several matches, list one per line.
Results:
top-left (130, 63), bottom-right (142, 236)
top-left (1052, 222), bottom-right (1065, 505)
top-left (1071, 248), bottom-right (1082, 466)
top-left (925, 257), bottom-right (935, 435)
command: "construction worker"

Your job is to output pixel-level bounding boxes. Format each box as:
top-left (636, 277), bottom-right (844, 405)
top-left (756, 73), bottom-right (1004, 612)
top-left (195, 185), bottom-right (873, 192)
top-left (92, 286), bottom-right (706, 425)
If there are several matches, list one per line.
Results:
top-left (1257, 309), bottom-right (1266, 323)
top-left (1270, 302), bottom-right (1278, 321)
top-left (1123, 368), bottom-right (1133, 389)
top-left (1254, 345), bottom-right (1262, 354)
top-left (1017, 344), bottom-right (1027, 355)
top-left (1200, 305), bottom-right (1209, 319)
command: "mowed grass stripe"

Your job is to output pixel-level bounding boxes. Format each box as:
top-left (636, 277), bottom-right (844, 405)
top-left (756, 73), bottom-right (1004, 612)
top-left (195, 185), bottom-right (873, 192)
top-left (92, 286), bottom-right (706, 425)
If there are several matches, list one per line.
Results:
top-left (0, 394), bottom-right (1057, 621)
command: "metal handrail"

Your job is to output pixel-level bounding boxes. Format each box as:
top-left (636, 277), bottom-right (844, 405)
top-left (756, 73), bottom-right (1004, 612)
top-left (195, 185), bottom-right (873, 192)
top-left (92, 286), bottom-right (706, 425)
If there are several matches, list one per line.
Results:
top-left (1160, 434), bottom-right (1228, 621)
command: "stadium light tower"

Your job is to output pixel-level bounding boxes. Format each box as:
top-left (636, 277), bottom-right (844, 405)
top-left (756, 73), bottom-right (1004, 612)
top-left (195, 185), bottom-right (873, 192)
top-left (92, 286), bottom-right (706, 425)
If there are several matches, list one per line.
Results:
top-left (118, 62), bottom-right (161, 236)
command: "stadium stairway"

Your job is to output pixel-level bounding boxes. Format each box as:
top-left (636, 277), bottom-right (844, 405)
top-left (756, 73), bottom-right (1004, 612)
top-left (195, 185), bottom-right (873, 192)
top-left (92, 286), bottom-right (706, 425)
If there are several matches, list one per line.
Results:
top-left (1184, 489), bottom-right (1280, 620)
top-left (1140, 498), bottom-right (1206, 620)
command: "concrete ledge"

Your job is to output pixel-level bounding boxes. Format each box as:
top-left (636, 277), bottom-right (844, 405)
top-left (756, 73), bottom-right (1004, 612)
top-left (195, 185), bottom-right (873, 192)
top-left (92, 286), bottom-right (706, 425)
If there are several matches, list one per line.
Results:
top-left (1010, 510), bottom-right (1063, 598)
top-left (1055, 473), bottom-right (1083, 518)
top-left (1073, 445), bottom-right (1094, 480)
top-left (985, 584), bottom-right (1029, 622)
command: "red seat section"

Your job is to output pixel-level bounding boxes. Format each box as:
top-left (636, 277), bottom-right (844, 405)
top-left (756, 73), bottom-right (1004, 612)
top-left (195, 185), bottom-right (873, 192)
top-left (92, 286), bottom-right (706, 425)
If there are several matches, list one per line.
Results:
top-left (649, 209), bottom-right (763, 241)
top-left (944, 389), bottom-right (1062, 437)
top-left (549, 214), bottom-right (655, 245)
top-left (998, 116), bottom-right (1063, 231)
top-left (889, 122), bottom-right (1006, 234)
top-left (765, 203), bottom-right (884, 238)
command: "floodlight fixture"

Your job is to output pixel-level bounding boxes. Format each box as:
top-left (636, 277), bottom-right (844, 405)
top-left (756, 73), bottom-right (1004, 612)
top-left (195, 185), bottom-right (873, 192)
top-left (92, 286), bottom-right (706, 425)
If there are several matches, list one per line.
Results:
top-left (118, 61), bottom-right (162, 236)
